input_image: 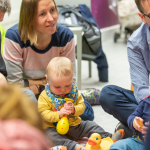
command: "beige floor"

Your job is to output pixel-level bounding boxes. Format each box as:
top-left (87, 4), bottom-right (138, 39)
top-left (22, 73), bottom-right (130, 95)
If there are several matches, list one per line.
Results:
top-left (78, 38), bottom-right (130, 134)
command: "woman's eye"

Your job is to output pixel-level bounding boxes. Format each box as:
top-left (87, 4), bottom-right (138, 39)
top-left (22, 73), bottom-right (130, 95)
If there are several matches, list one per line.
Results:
top-left (51, 8), bottom-right (55, 13)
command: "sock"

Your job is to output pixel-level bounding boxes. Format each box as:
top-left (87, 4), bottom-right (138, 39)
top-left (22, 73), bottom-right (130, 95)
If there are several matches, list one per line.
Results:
top-left (74, 144), bottom-right (86, 150)
top-left (111, 129), bottom-right (125, 143)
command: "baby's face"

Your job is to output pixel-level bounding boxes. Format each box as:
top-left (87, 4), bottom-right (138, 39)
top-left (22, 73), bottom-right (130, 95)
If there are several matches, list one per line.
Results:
top-left (47, 73), bottom-right (73, 97)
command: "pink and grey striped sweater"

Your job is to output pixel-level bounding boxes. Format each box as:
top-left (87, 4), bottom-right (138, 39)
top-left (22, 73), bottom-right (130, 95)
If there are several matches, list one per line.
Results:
top-left (3, 24), bottom-right (76, 86)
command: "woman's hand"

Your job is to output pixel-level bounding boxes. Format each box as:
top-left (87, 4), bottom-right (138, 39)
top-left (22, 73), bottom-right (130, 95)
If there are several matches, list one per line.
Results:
top-left (28, 85), bottom-right (39, 95)
top-left (28, 77), bottom-right (46, 86)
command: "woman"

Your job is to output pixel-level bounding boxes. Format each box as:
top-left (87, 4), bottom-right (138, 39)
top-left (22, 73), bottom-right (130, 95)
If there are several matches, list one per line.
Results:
top-left (3, 0), bottom-right (75, 92)
top-left (3, 0), bottom-right (95, 121)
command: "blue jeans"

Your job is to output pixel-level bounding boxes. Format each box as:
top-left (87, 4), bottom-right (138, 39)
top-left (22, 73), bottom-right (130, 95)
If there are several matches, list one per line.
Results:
top-left (99, 85), bottom-right (138, 126)
top-left (110, 138), bottom-right (144, 150)
top-left (22, 88), bottom-right (37, 103)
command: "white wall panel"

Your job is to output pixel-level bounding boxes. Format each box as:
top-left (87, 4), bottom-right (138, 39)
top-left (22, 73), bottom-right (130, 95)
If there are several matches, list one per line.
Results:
top-left (1, 0), bottom-right (21, 30)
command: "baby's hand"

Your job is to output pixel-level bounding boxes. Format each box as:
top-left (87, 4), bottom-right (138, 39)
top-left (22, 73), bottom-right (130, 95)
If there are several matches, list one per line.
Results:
top-left (133, 117), bottom-right (144, 132)
top-left (59, 107), bottom-right (71, 118)
top-left (64, 101), bottom-right (75, 114)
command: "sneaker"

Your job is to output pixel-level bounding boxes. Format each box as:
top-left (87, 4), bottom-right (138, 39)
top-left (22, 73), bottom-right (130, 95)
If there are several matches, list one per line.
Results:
top-left (79, 88), bottom-right (101, 105)
top-left (115, 122), bottom-right (137, 139)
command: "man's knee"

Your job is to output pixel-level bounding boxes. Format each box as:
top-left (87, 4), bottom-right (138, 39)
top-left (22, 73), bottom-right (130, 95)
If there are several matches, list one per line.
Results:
top-left (99, 85), bottom-right (116, 107)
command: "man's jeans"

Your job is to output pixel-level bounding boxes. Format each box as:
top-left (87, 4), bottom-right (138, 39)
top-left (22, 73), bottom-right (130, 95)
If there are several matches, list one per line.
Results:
top-left (99, 85), bottom-right (138, 126)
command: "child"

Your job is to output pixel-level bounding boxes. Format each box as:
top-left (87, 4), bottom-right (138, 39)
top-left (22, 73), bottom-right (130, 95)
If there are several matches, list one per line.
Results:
top-left (109, 76), bottom-right (150, 150)
top-left (38, 57), bottom-right (124, 150)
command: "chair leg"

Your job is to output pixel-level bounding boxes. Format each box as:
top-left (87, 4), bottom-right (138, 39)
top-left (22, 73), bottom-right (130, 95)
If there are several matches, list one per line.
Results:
top-left (89, 61), bottom-right (92, 78)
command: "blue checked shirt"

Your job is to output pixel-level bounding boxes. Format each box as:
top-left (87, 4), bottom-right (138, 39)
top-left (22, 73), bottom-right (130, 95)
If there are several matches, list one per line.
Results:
top-left (127, 22), bottom-right (150, 103)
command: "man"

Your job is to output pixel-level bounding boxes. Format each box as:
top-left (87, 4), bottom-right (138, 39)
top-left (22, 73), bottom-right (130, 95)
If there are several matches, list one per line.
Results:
top-left (99, 0), bottom-right (150, 138)
top-left (0, 0), bottom-right (11, 53)
top-left (0, 0), bottom-right (11, 77)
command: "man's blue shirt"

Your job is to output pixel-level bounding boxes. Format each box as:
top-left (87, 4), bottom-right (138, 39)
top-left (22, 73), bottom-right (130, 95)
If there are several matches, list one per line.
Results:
top-left (127, 22), bottom-right (150, 103)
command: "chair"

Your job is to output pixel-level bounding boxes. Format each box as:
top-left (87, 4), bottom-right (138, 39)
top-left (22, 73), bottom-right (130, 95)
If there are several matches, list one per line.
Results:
top-left (131, 83), bottom-right (134, 91)
top-left (70, 27), bottom-right (92, 90)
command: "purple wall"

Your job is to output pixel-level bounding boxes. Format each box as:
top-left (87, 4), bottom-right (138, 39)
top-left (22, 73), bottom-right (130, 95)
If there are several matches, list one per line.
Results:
top-left (91, 0), bottom-right (119, 29)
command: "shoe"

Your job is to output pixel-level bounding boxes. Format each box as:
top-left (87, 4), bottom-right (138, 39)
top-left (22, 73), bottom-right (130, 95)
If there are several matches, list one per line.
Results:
top-left (115, 122), bottom-right (137, 139)
top-left (79, 88), bottom-right (101, 105)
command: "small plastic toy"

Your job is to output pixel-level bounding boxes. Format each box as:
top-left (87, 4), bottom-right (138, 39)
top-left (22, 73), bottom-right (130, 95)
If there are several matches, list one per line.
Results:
top-left (136, 119), bottom-right (144, 128)
top-left (56, 116), bottom-right (69, 135)
top-left (85, 133), bottom-right (114, 150)
top-left (56, 98), bottom-right (73, 135)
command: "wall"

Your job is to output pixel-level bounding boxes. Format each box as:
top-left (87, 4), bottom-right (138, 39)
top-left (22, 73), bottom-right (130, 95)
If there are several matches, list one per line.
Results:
top-left (91, 0), bottom-right (119, 29)
top-left (1, 0), bottom-right (21, 30)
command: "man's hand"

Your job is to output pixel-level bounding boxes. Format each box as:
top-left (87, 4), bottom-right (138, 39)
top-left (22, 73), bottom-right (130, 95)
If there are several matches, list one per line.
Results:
top-left (64, 101), bottom-right (75, 115)
top-left (59, 107), bottom-right (71, 118)
top-left (133, 117), bottom-right (144, 132)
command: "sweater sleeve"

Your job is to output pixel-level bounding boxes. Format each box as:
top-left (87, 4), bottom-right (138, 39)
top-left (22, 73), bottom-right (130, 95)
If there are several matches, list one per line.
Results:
top-left (127, 100), bottom-right (144, 131)
top-left (73, 91), bottom-right (85, 116)
top-left (38, 90), bottom-right (60, 123)
top-left (3, 29), bottom-right (24, 86)
top-left (127, 38), bottom-right (149, 103)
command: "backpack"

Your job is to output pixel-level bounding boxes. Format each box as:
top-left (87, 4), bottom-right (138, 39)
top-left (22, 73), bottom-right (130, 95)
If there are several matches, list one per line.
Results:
top-left (57, 4), bottom-right (101, 60)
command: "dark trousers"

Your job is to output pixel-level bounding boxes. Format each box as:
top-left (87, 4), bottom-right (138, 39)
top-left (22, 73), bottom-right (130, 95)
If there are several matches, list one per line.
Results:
top-left (80, 94), bottom-right (94, 121)
top-left (99, 85), bottom-right (138, 126)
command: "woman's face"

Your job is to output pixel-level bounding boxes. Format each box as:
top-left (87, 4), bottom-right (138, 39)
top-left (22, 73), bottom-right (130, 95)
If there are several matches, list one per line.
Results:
top-left (34, 0), bottom-right (58, 36)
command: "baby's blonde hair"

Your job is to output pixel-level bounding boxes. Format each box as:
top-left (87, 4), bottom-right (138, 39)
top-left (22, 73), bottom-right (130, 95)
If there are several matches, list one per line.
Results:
top-left (46, 57), bottom-right (74, 78)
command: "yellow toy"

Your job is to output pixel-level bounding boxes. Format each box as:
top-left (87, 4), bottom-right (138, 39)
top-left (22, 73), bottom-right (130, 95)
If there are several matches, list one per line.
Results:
top-left (56, 98), bottom-right (73, 135)
top-left (56, 116), bottom-right (69, 135)
top-left (85, 133), bottom-right (114, 150)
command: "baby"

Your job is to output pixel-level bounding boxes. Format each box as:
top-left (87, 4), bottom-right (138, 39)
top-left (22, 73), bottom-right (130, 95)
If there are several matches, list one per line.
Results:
top-left (38, 57), bottom-right (124, 150)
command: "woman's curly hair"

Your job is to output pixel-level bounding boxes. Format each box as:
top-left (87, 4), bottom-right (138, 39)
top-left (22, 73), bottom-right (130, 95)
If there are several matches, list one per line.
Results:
top-left (0, 0), bottom-right (11, 15)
